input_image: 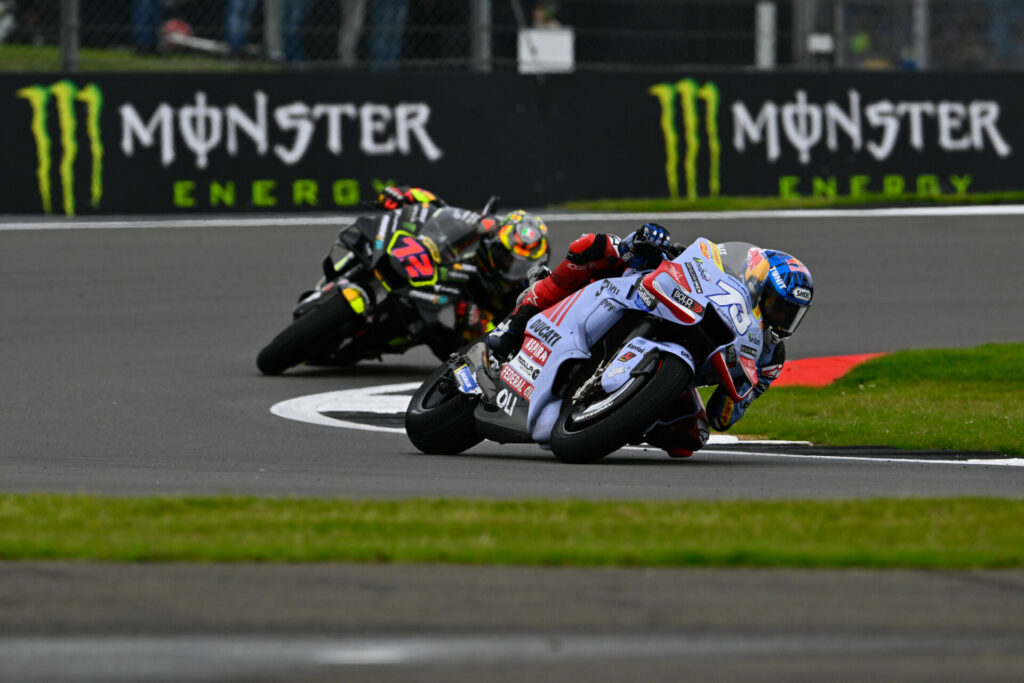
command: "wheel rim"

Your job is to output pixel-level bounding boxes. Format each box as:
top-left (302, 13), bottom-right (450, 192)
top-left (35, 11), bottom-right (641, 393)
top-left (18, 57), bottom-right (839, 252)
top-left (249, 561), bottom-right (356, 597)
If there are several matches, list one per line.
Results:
top-left (418, 372), bottom-right (460, 411)
top-left (564, 357), bottom-right (662, 431)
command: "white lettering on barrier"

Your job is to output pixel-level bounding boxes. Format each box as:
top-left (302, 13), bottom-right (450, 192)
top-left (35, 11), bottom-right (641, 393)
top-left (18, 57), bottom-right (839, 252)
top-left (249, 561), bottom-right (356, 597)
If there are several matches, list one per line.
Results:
top-left (119, 92), bottom-right (444, 169)
top-left (732, 89), bottom-right (1012, 164)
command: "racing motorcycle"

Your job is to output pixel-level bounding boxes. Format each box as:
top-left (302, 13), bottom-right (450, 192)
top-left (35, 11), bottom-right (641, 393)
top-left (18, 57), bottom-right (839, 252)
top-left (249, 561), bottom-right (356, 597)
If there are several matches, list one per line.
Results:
top-left (405, 238), bottom-right (765, 464)
top-left (256, 200), bottom-right (500, 375)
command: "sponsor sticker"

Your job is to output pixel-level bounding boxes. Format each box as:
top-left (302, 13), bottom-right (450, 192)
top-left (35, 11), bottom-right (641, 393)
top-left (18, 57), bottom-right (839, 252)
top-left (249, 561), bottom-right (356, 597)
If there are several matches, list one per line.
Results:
top-left (670, 287), bottom-right (704, 313)
top-left (787, 258), bottom-right (811, 276)
top-left (617, 351), bottom-right (637, 362)
top-left (514, 353), bottom-right (542, 381)
top-left (740, 345), bottom-right (758, 358)
top-left (604, 366), bottom-right (626, 379)
top-left (792, 286), bottom-right (812, 302)
top-left (500, 364), bottom-right (535, 401)
top-left (693, 258), bottom-right (711, 282)
top-left (684, 262), bottom-right (704, 293)
top-left (711, 244), bottom-right (725, 273)
top-left (522, 336), bottom-right (551, 365)
top-left (496, 388), bottom-right (517, 416)
top-left (528, 318), bottom-right (563, 346)
top-left (454, 365), bottom-right (479, 394)
top-left (635, 285), bottom-right (656, 309)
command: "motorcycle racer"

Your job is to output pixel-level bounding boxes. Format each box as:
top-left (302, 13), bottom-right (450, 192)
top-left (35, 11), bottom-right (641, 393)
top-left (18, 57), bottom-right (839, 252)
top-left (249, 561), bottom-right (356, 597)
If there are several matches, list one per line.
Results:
top-left (374, 186), bottom-right (550, 357)
top-left (646, 246), bottom-right (813, 456)
top-left (485, 222), bottom-right (673, 360)
top-left (484, 223), bottom-right (814, 458)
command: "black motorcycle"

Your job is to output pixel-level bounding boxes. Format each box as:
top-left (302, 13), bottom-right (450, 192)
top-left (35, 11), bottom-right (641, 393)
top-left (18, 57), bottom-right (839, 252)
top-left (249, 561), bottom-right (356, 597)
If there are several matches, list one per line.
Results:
top-left (257, 199), bottom-right (501, 375)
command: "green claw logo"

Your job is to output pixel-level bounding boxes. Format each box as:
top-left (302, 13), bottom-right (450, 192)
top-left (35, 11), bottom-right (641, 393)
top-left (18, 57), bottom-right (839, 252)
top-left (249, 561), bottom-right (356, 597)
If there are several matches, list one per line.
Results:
top-left (17, 80), bottom-right (104, 215)
top-left (649, 78), bottom-right (721, 200)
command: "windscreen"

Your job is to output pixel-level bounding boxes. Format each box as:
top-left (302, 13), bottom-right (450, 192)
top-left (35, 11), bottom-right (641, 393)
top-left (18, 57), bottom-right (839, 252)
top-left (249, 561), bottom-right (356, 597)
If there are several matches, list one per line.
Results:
top-left (716, 241), bottom-right (765, 305)
top-left (417, 208), bottom-right (484, 264)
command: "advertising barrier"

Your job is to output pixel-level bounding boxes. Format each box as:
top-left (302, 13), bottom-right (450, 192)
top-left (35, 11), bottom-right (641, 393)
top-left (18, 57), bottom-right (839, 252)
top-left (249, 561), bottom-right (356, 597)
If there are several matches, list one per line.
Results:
top-left (2, 71), bottom-right (1021, 214)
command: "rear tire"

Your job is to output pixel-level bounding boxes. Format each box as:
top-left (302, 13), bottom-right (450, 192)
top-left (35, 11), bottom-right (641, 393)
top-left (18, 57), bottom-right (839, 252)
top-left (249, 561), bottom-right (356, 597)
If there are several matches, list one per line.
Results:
top-left (550, 354), bottom-right (691, 464)
top-left (405, 363), bottom-right (482, 454)
top-left (256, 294), bottom-right (357, 375)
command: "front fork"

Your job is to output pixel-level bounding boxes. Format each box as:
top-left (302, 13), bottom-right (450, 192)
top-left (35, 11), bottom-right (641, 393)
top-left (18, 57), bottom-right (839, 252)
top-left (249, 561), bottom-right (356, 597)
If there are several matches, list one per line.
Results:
top-left (295, 277), bottom-right (373, 319)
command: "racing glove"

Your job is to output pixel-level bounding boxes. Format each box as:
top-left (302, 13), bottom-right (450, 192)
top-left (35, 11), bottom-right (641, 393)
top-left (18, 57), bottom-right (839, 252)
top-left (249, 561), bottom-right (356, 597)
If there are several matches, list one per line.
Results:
top-left (377, 185), bottom-right (445, 211)
top-left (618, 222), bottom-right (671, 270)
top-left (377, 185), bottom-right (408, 211)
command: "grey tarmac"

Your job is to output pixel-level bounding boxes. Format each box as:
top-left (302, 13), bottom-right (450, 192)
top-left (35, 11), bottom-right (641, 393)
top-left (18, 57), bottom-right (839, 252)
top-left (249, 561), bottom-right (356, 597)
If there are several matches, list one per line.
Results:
top-left (2, 563), bottom-right (1024, 682)
top-left (2, 211), bottom-right (1023, 680)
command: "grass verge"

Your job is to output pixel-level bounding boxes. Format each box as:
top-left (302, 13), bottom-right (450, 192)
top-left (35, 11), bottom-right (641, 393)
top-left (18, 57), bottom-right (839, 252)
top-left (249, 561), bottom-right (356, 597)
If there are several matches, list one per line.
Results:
top-left (562, 192), bottom-right (1024, 212)
top-left (728, 343), bottom-right (1024, 455)
top-left (1, 494), bottom-right (1022, 567)
top-left (0, 44), bottom-right (275, 72)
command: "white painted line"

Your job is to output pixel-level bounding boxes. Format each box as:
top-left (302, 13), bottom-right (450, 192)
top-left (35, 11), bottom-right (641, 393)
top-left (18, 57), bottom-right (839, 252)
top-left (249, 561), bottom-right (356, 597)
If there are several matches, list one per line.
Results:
top-left (702, 448), bottom-right (1024, 467)
top-left (271, 384), bottom-right (806, 447)
top-left (6, 203), bottom-right (1024, 231)
top-left (270, 383), bottom-right (421, 434)
top-left (272, 383), bottom-right (1020, 466)
top-left (0, 216), bottom-right (359, 231)
top-left (543, 204), bottom-right (1024, 222)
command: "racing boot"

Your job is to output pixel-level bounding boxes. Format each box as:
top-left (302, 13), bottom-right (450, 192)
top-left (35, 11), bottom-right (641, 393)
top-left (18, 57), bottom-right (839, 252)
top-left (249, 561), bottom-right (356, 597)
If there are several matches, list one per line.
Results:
top-left (645, 388), bottom-right (710, 457)
top-left (485, 304), bottom-right (539, 363)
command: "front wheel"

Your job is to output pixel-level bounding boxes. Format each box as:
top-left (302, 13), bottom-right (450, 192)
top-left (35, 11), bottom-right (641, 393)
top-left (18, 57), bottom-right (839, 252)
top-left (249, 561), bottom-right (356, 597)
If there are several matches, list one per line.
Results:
top-left (549, 354), bottom-right (692, 464)
top-left (405, 363), bottom-right (483, 454)
top-left (256, 294), bottom-right (358, 375)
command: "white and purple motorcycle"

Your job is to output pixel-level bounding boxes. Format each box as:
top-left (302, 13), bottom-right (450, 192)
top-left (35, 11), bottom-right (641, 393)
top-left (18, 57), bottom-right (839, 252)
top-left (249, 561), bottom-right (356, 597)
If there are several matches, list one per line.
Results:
top-left (405, 238), bottom-right (765, 464)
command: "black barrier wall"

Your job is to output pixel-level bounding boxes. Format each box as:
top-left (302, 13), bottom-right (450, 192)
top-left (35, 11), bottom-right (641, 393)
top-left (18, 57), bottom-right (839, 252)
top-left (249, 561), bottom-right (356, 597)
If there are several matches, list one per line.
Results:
top-left (1, 71), bottom-right (1021, 214)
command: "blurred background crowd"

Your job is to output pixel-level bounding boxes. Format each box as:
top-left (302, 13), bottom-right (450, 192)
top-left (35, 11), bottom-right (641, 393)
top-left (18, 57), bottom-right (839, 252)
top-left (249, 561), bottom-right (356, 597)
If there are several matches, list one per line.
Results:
top-left (2, 0), bottom-right (1024, 72)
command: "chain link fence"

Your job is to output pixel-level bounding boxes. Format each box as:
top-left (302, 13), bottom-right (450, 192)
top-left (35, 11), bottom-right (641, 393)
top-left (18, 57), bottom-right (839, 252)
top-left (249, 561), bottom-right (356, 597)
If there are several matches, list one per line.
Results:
top-left (1, 1), bottom-right (1022, 72)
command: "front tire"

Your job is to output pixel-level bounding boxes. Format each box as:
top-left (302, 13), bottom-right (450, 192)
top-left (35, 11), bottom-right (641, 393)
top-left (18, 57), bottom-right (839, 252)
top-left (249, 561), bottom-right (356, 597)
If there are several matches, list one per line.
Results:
top-left (405, 363), bottom-right (482, 454)
top-left (256, 294), bottom-right (358, 375)
top-left (550, 354), bottom-right (691, 464)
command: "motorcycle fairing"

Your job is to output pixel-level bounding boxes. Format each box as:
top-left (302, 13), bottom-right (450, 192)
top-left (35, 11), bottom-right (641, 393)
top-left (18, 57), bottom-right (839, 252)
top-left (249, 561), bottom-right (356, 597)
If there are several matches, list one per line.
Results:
top-left (674, 241), bottom-right (763, 401)
top-left (473, 236), bottom-right (765, 446)
top-left (599, 337), bottom-right (695, 395)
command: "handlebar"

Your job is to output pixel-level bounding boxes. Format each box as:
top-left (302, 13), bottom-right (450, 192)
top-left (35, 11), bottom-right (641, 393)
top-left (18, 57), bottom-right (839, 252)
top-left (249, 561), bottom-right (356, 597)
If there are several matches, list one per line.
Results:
top-left (666, 242), bottom-right (687, 259)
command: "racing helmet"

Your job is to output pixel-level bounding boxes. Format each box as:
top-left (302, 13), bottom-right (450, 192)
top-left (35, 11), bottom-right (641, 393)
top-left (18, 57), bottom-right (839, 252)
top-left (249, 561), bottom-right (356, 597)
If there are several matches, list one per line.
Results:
top-left (758, 250), bottom-right (813, 339)
top-left (480, 210), bottom-right (549, 286)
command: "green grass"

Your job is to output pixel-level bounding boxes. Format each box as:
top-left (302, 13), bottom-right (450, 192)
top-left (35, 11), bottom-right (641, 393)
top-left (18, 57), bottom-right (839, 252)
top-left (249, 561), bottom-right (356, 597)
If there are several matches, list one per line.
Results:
top-left (563, 192), bottom-right (1024, 212)
top-left (0, 44), bottom-right (275, 72)
top-left (1, 494), bottom-right (1022, 567)
top-left (727, 343), bottom-right (1024, 455)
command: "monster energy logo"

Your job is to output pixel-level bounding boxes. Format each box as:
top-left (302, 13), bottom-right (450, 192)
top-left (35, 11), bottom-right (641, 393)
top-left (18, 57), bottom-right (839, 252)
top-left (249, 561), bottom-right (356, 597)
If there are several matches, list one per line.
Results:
top-left (649, 78), bottom-right (720, 200)
top-left (17, 80), bottom-right (104, 215)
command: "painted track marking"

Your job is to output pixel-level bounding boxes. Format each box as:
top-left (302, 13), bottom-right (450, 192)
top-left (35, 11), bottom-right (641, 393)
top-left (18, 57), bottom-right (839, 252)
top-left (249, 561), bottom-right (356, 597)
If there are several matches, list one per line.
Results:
top-left (271, 383), bottom-right (1020, 466)
top-left (8, 204), bottom-right (1024, 230)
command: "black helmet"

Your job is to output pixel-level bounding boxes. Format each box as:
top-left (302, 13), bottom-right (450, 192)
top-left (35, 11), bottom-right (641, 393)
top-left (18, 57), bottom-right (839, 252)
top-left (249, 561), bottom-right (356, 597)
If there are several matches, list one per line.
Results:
top-left (480, 210), bottom-right (549, 286)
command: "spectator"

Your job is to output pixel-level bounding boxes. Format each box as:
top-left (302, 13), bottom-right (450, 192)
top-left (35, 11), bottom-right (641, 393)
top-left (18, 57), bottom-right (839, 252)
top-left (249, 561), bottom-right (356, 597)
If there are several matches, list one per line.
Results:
top-left (132, 0), bottom-right (162, 54)
top-left (224, 0), bottom-right (257, 57)
top-left (264, 0), bottom-right (312, 62)
top-left (368, 0), bottom-right (409, 71)
top-left (338, 0), bottom-right (366, 67)
top-left (226, 0), bottom-right (310, 61)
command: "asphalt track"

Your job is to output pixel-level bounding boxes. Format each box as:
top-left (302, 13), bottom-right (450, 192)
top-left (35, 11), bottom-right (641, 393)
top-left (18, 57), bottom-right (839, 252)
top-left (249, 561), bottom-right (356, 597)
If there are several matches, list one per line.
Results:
top-left (2, 209), bottom-right (1024, 681)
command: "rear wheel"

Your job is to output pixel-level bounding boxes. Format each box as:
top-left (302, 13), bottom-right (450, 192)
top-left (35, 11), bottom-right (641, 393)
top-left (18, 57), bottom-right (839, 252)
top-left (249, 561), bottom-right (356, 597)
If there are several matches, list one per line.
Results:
top-left (256, 294), bottom-right (358, 375)
top-left (405, 363), bottom-right (482, 454)
top-left (549, 354), bottom-right (691, 464)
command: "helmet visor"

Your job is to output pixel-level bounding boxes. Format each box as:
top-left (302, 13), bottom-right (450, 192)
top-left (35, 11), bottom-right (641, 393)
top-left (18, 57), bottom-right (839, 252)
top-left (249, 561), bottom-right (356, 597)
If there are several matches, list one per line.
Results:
top-left (492, 246), bottom-right (534, 282)
top-left (762, 290), bottom-right (809, 337)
